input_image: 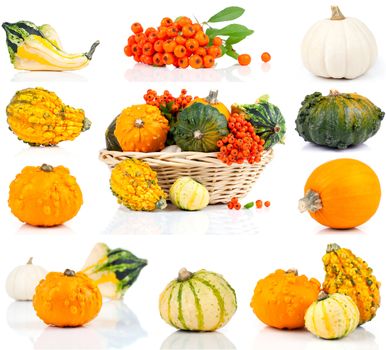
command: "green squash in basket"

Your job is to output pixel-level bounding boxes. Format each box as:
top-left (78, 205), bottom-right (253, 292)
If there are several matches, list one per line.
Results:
top-left (172, 103), bottom-right (228, 152)
top-left (295, 90), bottom-right (384, 149)
top-left (231, 95), bottom-right (286, 149)
top-left (105, 116), bottom-right (121, 151)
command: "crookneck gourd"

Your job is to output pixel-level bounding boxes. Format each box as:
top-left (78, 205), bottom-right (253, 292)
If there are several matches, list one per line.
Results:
top-left (82, 243), bottom-right (147, 299)
top-left (322, 243), bottom-right (381, 324)
top-left (8, 164), bottom-right (83, 227)
top-left (250, 269), bottom-right (320, 329)
top-left (6, 87), bottom-right (91, 146)
top-left (172, 103), bottom-right (229, 152)
top-left (33, 269), bottom-right (102, 327)
top-left (295, 90), bottom-right (384, 149)
top-left (232, 95), bottom-right (286, 149)
top-left (159, 268), bottom-right (237, 331)
top-left (110, 158), bottom-right (167, 211)
top-left (106, 104), bottom-right (169, 152)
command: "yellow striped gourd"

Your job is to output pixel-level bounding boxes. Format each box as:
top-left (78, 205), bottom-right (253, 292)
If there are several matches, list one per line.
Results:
top-left (305, 292), bottom-right (359, 339)
top-left (169, 177), bottom-right (209, 211)
top-left (159, 268), bottom-right (237, 331)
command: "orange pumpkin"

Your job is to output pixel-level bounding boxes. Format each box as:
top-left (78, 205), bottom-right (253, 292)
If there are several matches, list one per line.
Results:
top-left (299, 158), bottom-right (381, 229)
top-left (189, 90), bottom-right (230, 120)
top-left (33, 269), bottom-right (102, 327)
top-left (250, 269), bottom-right (320, 329)
top-left (113, 104), bottom-right (169, 152)
top-left (8, 164), bottom-right (83, 227)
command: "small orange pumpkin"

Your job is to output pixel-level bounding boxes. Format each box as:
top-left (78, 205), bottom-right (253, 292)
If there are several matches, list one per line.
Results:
top-left (250, 269), bottom-right (320, 329)
top-left (8, 164), bottom-right (83, 227)
top-left (299, 158), bottom-right (381, 229)
top-left (189, 90), bottom-right (230, 120)
top-left (114, 104), bottom-right (169, 152)
top-left (33, 269), bottom-right (102, 327)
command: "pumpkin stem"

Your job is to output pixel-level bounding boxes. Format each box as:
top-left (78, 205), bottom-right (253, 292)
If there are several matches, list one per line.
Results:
top-left (330, 6), bottom-right (345, 20)
top-left (193, 130), bottom-right (203, 140)
top-left (326, 243), bottom-right (341, 253)
top-left (156, 198), bottom-right (167, 210)
top-left (64, 269), bottom-right (76, 277)
top-left (298, 190), bottom-right (323, 213)
top-left (274, 125), bottom-right (281, 133)
top-left (206, 90), bottom-right (219, 104)
top-left (27, 257), bottom-right (33, 265)
top-left (178, 268), bottom-right (193, 282)
top-left (329, 89), bottom-right (341, 96)
top-left (318, 291), bottom-right (329, 301)
top-left (134, 119), bottom-right (145, 128)
top-left (82, 117), bottom-right (92, 132)
top-left (85, 40), bottom-right (100, 60)
top-left (40, 164), bottom-right (54, 172)
top-left (286, 269), bottom-right (298, 276)
top-left (256, 94), bottom-right (270, 104)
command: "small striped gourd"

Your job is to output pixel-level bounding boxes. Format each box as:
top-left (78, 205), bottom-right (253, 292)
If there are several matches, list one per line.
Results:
top-left (169, 177), bottom-right (209, 211)
top-left (159, 268), bottom-right (237, 331)
top-left (305, 292), bottom-right (360, 339)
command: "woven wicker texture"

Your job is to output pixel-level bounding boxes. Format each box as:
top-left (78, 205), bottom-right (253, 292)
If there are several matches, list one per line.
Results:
top-left (100, 149), bottom-right (273, 204)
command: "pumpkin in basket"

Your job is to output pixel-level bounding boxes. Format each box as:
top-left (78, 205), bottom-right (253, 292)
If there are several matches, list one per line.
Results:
top-left (106, 104), bottom-right (169, 152)
top-left (8, 164), bottom-right (83, 227)
top-left (172, 103), bottom-right (229, 152)
top-left (110, 158), bottom-right (167, 211)
top-left (188, 90), bottom-right (231, 120)
top-left (169, 177), bottom-right (209, 211)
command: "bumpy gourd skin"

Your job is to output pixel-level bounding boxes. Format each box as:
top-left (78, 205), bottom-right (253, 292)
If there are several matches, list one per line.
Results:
top-left (7, 87), bottom-right (91, 146)
top-left (33, 270), bottom-right (102, 327)
top-left (110, 158), bottom-right (167, 211)
top-left (322, 243), bottom-right (381, 324)
top-left (250, 269), bottom-right (320, 329)
top-left (296, 91), bottom-right (384, 149)
top-left (8, 164), bottom-right (83, 226)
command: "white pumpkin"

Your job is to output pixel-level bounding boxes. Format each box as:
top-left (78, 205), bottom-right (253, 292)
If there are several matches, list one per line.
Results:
top-left (169, 177), bottom-right (209, 211)
top-left (305, 292), bottom-right (360, 339)
top-left (301, 6), bottom-right (377, 79)
top-left (6, 258), bottom-right (47, 301)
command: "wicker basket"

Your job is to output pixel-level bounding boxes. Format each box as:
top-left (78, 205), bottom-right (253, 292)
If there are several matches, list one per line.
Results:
top-left (99, 149), bottom-right (273, 204)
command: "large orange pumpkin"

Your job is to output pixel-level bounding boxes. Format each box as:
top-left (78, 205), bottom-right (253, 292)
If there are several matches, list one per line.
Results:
top-left (33, 269), bottom-right (102, 327)
top-left (188, 90), bottom-right (230, 120)
top-left (250, 269), bottom-right (320, 329)
top-left (299, 158), bottom-right (381, 229)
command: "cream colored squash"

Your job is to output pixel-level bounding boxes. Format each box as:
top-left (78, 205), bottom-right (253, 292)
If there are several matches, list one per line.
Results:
top-left (159, 268), bottom-right (237, 331)
top-left (301, 6), bottom-right (377, 79)
top-left (305, 292), bottom-right (360, 339)
top-left (6, 258), bottom-right (47, 301)
top-left (169, 177), bottom-right (209, 211)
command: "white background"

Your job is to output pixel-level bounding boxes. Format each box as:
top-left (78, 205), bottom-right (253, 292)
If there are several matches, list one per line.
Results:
top-left (0, 0), bottom-right (385, 349)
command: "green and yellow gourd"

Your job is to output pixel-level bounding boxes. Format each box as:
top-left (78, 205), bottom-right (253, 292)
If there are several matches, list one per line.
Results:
top-left (172, 103), bottom-right (228, 152)
top-left (159, 268), bottom-right (237, 331)
top-left (295, 90), bottom-right (384, 149)
top-left (305, 292), bottom-right (360, 339)
top-left (7, 87), bottom-right (91, 146)
top-left (169, 177), bottom-right (209, 211)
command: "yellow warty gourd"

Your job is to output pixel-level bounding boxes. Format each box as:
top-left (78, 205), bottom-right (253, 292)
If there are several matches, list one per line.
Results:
top-left (7, 87), bottom-right (91, 146)
top-left (110, 158), bottom-right (167, 211)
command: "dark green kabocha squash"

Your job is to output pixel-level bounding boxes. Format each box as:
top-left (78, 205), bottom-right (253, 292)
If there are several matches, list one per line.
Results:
top-left (231, 95), bottom-right (286, 149)
top-left (295, 90), bottom-right (384, 149)
top-left (105, 116), bottom-right (121, 151)
top-left (172, 102), bottom-right (228, 152)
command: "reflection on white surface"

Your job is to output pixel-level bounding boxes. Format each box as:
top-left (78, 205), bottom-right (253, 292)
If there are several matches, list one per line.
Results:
top-left (12, 71), bottom-right (87, 82)
top-left (17, 224), bottom-right (75, 235)
top-left (7, 300), bottom-right (145, 349)
top-left (317, 227), bottom-right (365, 235)
top-left (160, 331), bottom-right (236, 350)
top-left (103, 206), bottom-right (259, 235)
top-left (125, 64), bottom-right (252, 82)
top-left (261, 63), bottom-right (271, 73)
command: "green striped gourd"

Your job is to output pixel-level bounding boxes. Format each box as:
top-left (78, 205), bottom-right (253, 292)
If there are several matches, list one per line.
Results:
top-left (159, 268), bottom-right (237, 331)
top-left (82, 243), bottom-right (147, 299)
top-left (305, 292), bottom-right (360, 339)
top-left (169, 177), bottom-right (209, 211)
top-left (295, 90), bottom-right (384, 149)
top-left (231, 95), bottom-right (286, 149)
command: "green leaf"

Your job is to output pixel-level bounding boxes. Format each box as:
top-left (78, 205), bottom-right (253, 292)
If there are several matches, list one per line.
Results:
top-left (210, 24), bottom-right (253, 37)
top-left (224, 44), bottom-right (239, 60)
top-left (208, 6), bottom-right (245, 23)
top-left (205, 28), bottom-right (217, 39)
top-left (244, 202), bottom-right (254, 209)
top-left (226, 33), bottom-right (248, 45)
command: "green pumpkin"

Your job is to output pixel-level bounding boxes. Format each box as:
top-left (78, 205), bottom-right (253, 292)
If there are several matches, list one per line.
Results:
top-left (105, 116), bottom-right (122, 151)
top-left (295, 90), bottom-right (384, 149)
top-left (232, 95), bottom-right (286, 149)
top-left (172, 103), bottom-right (228, 152)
